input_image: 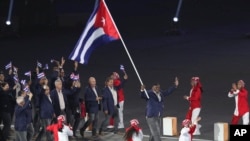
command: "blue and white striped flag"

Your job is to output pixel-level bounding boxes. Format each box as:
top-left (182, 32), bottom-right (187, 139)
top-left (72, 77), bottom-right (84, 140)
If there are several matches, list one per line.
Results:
top-left (21, 79), bottom-right (26, 85)
top-left (120, 64), bottom-right (125, 71)
top-left (23, 85), bottom-right (30, 92)
top-left (5, 61), bottom-right (12, 70)
top-left (68, 0), bottom-right (120, 64)
top-left (37, 72), bottom-right (45, 79)
top-left (70, 73), bottom-right (80, 81)
top-left (37, 61), bottom-right (42, 68)
top-left (13, 75), bottom-right (19, 82)
top-left (13, 66), bottom-right (18, 73)
top-left (24, 71), bottom-right (31, 76)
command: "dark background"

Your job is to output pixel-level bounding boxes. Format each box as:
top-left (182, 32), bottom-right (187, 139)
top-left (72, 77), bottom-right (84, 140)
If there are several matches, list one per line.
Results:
top-left (1, 0), bottom-right (250, 140)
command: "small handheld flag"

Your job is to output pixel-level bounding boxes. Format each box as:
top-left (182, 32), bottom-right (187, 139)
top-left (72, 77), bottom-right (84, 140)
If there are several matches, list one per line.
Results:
top-left (13, 66), bottom-right (18, 74)
top-left (37, 72), bottom-right (45, 79)
top-left (70, 73), bottom-right (80, 81)
top-left (120, 64), bottom-right (125, 72)
top-left (13, 75), bottom-right (19, 82)
top-left (37, 61), bottom-right (42, 68)
top-left (20, 79), bottom-right (30, 92)
top-left (20, 79), bottom-right (26, 85)
top-left (23, 85), bottom-right (30, 92)
top-left (5, 61), bottom-right (12, 70)
top-left (68, 0), bottom-right (120, 64)
top-left (24, 71), bottom-right (31, 76)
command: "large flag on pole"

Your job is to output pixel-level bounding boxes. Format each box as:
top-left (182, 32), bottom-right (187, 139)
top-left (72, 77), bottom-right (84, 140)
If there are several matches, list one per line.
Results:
top-left (69, 0), bottom-right (120, 64)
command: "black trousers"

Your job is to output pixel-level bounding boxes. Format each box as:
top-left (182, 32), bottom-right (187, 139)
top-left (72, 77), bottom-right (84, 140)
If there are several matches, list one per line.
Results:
top-left (0, 112), bottom-right (11, 141)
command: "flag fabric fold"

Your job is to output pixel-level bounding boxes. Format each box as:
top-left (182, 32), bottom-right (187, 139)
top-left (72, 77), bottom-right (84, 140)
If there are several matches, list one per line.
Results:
top-left (68, 0), bottom-right (120, 64)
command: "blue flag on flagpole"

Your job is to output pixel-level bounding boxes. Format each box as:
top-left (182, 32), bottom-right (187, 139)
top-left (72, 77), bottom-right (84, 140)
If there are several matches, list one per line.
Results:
top-left (68, 0), bottom-right (120, 64)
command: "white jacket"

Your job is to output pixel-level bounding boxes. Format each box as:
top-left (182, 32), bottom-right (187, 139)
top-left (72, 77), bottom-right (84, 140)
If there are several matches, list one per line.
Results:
top-left (132, 129), bottom-right (143, 141)
top-left (58, 125), bottom-right (73, 141)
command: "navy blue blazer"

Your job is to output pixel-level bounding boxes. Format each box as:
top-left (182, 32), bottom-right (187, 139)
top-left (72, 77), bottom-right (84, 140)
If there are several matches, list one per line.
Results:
top-left (102, 87), bottom-right (119, 115)
top-left (14, 99), bottom-right (30, 131)
top-left (141, 86), bottom-right (176, 118)
top-left (84, 85), bottom-right (101, 113)
top-left (50, 88), bottom-right (70, 117)
top-left (38, 89), bottom-right (54, 119)
top-left (24, 96), bottom-right (33, 124)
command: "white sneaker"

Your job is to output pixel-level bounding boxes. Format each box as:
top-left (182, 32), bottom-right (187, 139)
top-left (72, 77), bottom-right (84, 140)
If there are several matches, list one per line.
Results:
top-left (107, 125), bottom-right (114, 128)
top-left (118, 123), bottom-right (124, 129)
top-left (193, 124), bottom-right (201, 135)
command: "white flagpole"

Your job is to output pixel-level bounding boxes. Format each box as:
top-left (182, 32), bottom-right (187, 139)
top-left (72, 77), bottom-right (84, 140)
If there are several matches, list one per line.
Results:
top-left (102, 0), bottom-right (149, 99)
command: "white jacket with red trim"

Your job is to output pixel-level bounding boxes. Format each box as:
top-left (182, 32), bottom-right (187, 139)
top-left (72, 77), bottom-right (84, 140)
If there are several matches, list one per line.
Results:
top-left (58, 125), bottom-right (73, 141)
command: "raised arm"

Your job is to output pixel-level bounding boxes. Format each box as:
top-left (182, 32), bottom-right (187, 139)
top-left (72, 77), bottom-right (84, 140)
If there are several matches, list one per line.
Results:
top-left (228, 89), bottom-right (239, 97)
top-left (162, 77), bottom-right (179, 97)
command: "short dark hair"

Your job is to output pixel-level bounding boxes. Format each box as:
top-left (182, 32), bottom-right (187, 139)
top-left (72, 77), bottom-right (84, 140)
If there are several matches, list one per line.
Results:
top-left (18, 90), bottom-right (25, 96)
top-left (105, 76), bottom-right (113, 83)
top-left (0, 82), bottom-right (7, 87)
top-left (153, 82), bottom-right (160, 86)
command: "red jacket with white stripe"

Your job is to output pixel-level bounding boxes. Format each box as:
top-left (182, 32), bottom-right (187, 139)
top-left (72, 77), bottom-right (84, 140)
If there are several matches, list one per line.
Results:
top-left (188, 86), bottom-right (202, 109)
top-left (113, 78), bottom-right (126, 102)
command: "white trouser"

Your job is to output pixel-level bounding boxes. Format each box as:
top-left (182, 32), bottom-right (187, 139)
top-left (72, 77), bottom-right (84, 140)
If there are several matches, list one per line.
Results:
top-left (118, 101), bottom-right (124, 128)
top-left (191, 108), bottom-right (201, 135)
top-left (242, 112), bottom-right (249, 125)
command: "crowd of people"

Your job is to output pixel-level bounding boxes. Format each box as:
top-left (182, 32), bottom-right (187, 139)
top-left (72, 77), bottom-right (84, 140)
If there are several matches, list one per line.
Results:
top-left (0, 57), bottom-right (249, 141)
top-left (0, 57), bottom-right (129, 141)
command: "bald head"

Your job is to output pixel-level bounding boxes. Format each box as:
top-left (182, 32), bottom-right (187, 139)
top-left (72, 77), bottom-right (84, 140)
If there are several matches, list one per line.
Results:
top-left (89, 77), bottom-right (96, 87)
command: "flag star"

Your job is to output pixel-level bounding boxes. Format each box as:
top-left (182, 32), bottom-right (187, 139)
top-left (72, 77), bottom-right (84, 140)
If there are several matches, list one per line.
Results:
top-left (101, 17), bottom-right (105, 26)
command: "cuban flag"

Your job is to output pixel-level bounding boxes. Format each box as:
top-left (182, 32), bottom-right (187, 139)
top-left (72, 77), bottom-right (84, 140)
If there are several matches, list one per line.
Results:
top-left (120, 64), bottom-right (125, 71)
top-left (20, 79), bottom-right (26, 85)
top-left (23, 85), bottom-right (30, 92)
top-left (13, 66), bottom-right (18, 73)
top-left (37, 72), bottom-right (45, 79)
top-left (13, 75), bottom-right (19, 82)
top-left (73, 74), bottom-right (80, 81)
top-left (5, 61), bottom-right (12, 70)
top-left (70, 73), bottom-right (80, 81)
top-left (24, 71), bottom-right (31, 76)
top-left (68, 0), bottom-right (120, 64)
top-left (37, 61), bottom-right (42, 68)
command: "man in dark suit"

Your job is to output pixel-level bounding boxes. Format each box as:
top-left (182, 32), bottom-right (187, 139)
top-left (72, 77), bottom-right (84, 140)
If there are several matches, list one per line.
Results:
top-left (80, 77), bottom-right (102, 137)
top-left (50, 79), bottom-right (68, 118)
top-left (35, 78), bottom-right (54, 141)
top-left (140, 77), bottom-right (179, 141)
top-left (99, 77), bottom-right (119, 135)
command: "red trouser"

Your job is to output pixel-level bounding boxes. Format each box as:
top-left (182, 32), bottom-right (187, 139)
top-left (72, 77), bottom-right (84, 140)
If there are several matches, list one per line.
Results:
top-left (231, 112), bottom-right (250, 125)
top-left (231, 115), bottom-right (241, 125)
top-left (109, 117), bottom-right (114, 125)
